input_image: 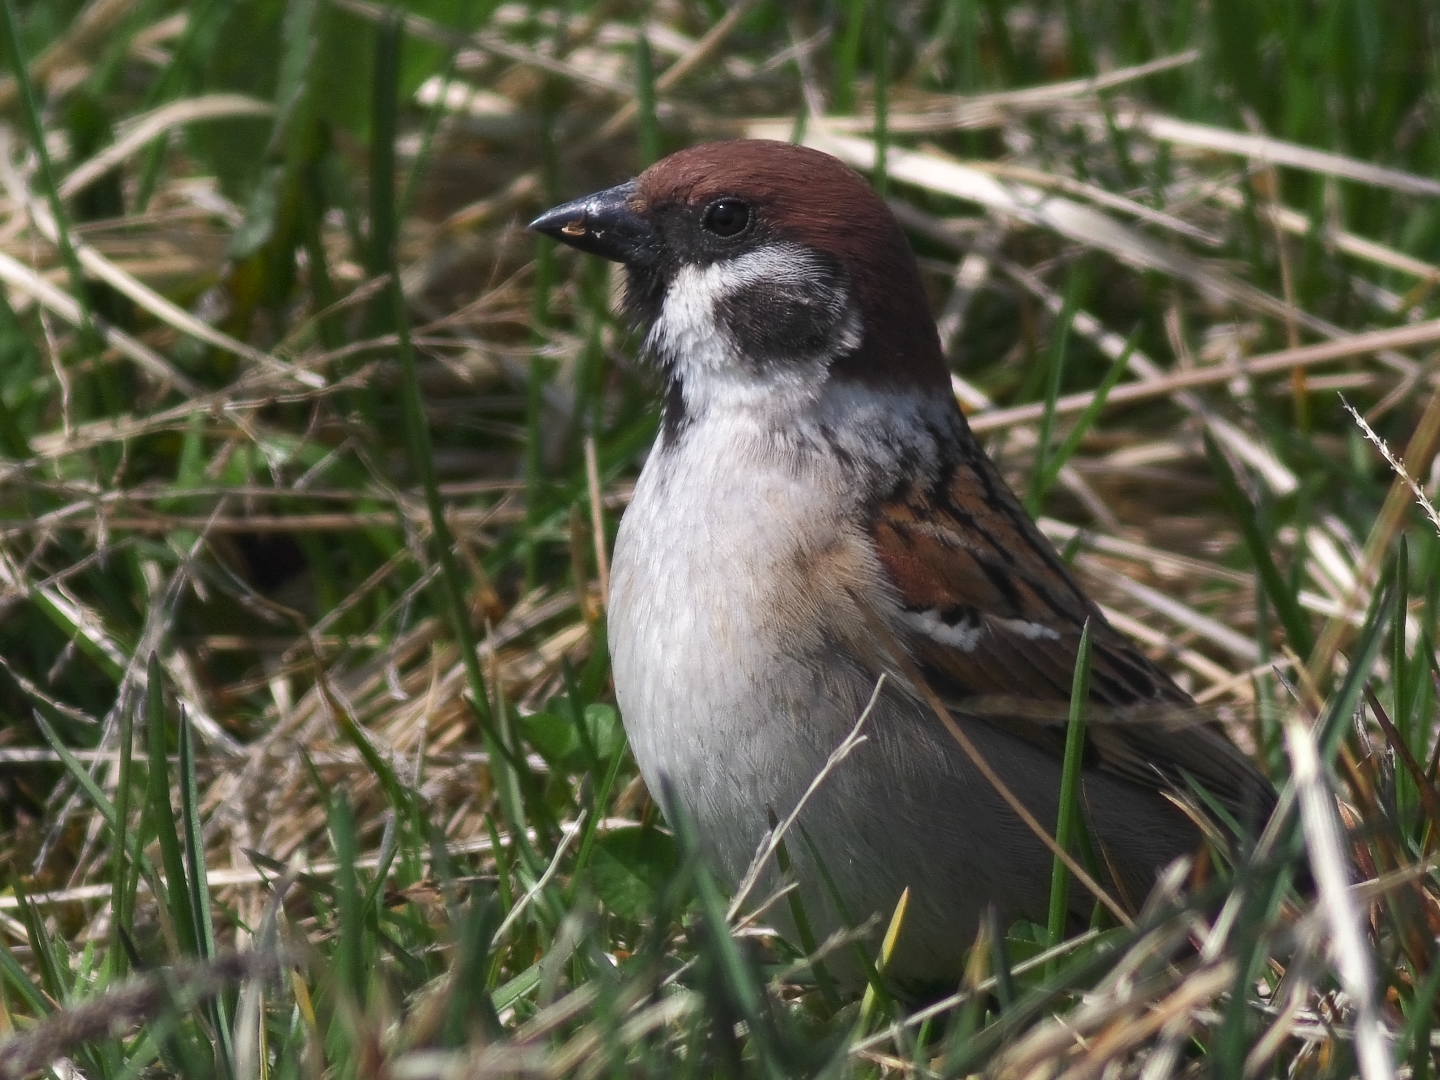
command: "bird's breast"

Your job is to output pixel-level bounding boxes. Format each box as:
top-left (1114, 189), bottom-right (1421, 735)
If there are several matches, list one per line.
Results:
top-left (607, 418), bottom-right (878, 877)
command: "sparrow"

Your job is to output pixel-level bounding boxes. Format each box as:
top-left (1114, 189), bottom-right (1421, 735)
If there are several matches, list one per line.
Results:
top-left (530, 140), bottom-right (1276, 987)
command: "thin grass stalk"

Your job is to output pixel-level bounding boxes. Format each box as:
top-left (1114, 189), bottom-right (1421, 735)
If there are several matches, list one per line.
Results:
top-left (0, 0), bottom-right (97, 341)
top-left (1027, 266), bottom-right (1085, 512)
top-left (635, 31), bottom-right (662, 165)
top-left (1048, 618), bottom-right (1094, 955)
top-left (179, 709), bottom-right (235, 1075)
top-left (1034, 324), bottom-right (1140, 503)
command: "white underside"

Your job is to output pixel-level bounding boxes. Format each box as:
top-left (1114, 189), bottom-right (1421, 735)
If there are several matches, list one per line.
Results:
top-left (607, 388), bottom-right (1097, 985)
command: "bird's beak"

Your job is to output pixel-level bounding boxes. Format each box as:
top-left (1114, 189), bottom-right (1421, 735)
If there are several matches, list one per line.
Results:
top-left (528, 178), bottom-right (652, 264)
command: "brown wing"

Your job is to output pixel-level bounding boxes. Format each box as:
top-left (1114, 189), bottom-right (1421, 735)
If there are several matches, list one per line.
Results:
top-left (868, 451), bottom-right (1275, 827)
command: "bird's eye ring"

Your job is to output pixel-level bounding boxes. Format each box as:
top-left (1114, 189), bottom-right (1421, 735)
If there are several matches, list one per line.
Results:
top-left (701, 198), bottom-right (751, 239)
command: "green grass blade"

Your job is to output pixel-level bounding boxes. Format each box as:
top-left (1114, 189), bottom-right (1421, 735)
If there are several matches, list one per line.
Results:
top-left (1047, 618), bottom-right (1093, 954)
top-left (1027, 266), bottom-right (1088, 513)
top-left (0, 0), bottom-right (97, 341)
top-left (1204, 434), bottom-right (1317, 658)
top-left (1034, 322), bottom-right (1141, 505)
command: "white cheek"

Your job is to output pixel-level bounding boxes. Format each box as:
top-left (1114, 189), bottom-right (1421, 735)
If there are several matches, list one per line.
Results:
top-left (647, 262), bottom-right (731, 375)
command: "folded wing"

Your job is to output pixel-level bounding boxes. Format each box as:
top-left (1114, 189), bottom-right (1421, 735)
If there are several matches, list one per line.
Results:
top-left (866, 450), bottom-right (1276, 829)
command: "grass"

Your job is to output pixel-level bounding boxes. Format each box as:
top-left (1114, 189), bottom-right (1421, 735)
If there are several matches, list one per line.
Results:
top-left (0, 0), bottom-right (1438, 1075)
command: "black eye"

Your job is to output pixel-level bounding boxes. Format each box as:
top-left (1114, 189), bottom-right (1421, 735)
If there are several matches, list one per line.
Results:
top-left (701, 198), bottom-right (751, 238)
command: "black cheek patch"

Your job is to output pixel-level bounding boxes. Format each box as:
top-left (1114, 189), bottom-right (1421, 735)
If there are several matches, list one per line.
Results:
top-left (714, 279), bottom-right (854, 370)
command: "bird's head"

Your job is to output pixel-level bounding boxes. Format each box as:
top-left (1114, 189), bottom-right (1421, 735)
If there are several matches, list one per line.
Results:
top-left (531, 140), bottom-right (949, 425)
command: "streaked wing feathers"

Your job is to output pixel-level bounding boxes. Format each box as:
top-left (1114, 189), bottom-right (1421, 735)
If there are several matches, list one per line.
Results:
top-left (869, 454), bottom-right (1274, 825)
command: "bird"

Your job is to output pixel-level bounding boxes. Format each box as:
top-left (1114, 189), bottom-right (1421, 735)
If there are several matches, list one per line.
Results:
top-left (530, 139), bottom-right (1277, 988)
